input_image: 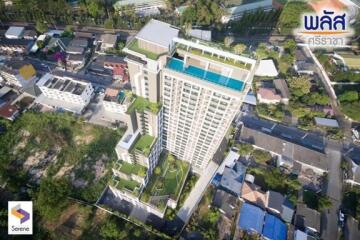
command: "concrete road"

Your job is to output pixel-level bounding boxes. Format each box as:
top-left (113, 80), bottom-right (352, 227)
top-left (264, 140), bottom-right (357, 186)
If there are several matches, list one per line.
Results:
top-left (321, 150), bottom-right (343, 240)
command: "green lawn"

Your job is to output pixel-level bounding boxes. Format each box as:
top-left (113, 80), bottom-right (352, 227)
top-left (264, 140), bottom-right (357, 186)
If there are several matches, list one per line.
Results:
top-left (119, 161), bottom-right (147, 177)
top-left (127, 39), bottom-right (160, 60)
top-left (141, 152), bottom-right (190, 209)
top-left (131, 134), bottom-right (155, 156)
top-left (116, 177), bottom-right (141, 192)
top-left (126, 96), bottom-right (161, 114)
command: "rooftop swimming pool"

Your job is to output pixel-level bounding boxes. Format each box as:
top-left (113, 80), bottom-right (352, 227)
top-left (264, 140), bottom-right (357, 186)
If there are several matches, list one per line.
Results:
top-left (166, 58), bottom-right (245, 91)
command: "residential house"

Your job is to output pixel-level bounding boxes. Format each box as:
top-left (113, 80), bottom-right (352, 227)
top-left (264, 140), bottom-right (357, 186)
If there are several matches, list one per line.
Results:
top-left (273, 79), bottom-right (290, 105)
top-left (241, 181), bottom-right (267, 208)
top-left (240, 115), bottom-right (328, 173)
top-left (255, 59), bottom-right (279, 78)
top-left (113, 0), bottom-right (166, 17)
top-left (0, 103), bottom-right (19, 121)
top-left (257, 87), bottom-right (282, 104)
top-left (100, 34), bottom-right (118, 51)
top-left (295, 203), bottom-right (321, 236)
top-left (237, 202), bottom-right (265, 234)
top-left (0, 38), bottom-right (33, 54)
top-left (265, 190), bottom-right (294, 223)
top-left (67, 54), bottom-right (86, 70)
top-left (23, 30), bottom-right (37, 40)
top-left (294, 48), bottom-right (315, 75)
top-left (219, 162), bottom-right (246, 197)
top-left (212, 189), bottom-right (238, 219)
top-left (314, 117), bottom-right (339, 128)
top-left (5, 26), bottom-right (24, 39)
top-left (344, 146), bottom-right (360, 186)
top-left (222, 0), bottom-right (276, 23)
top-left (262, 213), bottom-right (287, 240)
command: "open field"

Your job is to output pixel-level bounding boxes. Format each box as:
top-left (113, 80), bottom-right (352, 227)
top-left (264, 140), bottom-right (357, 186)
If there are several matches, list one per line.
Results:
top-left (0, 112), bottom-right (125, 202)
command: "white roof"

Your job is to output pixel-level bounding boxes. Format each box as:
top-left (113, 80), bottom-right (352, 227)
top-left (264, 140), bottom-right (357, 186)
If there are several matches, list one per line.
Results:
top-left (255, 59), bottom-right (279, 77)
top-left (136, 19), bottom-right (179, 48)
top-left (5, 26), bottom-right (24, 39)
top-left (315, 117), bottom-right (339, 128)
top-left (189, 29), bottom-right (212, 41)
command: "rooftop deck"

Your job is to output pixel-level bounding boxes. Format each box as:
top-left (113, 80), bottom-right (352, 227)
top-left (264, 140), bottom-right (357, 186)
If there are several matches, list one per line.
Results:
top-left (166, 57), bottom-right (245, 91)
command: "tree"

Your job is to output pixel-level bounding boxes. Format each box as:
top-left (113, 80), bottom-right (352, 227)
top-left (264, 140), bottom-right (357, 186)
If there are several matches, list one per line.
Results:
top-left (237, 143), bottom-right (254, 156)
top-left (104, 18), bottom-right (114, 29)
top-left (318, 195), bottom-right (332, 210)
top-left (61, 25), bottom-right (74, 37)
top-left (36, 178), bottom-right (71, 221)
top-left (283, 39), bottom-right (296, 55)
top-left (302, 92), bottom-right (330, 106)
top-left (100, 219), bottom-right (128, 239)
top-left (87, 0), bottom-right (104, 18)
top-left (36, 40), bottom-right (45, 49)
top-left (224, 36), bottom-right (234, 48)
top-left (154, 166), bottom-right (161, 175)
top-left (233, 43), bottom-right (246, 54)
top-left (277, 1), bottom-right (312, 34)
top-left (255, 43), bottom-right (269, 59)
top-left (288, 76), bottom-right (311, 97)
top-left (35, 20), bottom-right (48, 33)
top-left (338, 91), bottom-right (359, 103)
top-left (251, 149), bottom-right (272, 164)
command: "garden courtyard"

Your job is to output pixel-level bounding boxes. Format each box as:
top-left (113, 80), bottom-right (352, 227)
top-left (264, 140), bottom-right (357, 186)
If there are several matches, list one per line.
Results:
top-left (141, 152), bottom-right (190, 210)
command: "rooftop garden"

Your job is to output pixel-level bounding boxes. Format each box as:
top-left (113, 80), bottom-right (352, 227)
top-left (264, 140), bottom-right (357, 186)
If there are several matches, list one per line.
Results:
top-left (140, 152), bottom-right (190, 210)
top-left (118, 161), bottom-right (147, 177)
top-left (130, 134), bottom-right (155, 157)
top-left (126, 96), bottom-right (161, 114)
top-left (127, 39), bottom-right (160, 60)
top-left (111, 176), bottom-right (141, 195)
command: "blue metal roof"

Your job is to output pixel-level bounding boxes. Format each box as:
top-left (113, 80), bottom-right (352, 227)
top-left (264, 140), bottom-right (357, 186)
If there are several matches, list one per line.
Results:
top-left (238, 203), bottom-right (265, 233)
top-left (262, 213), bottom-right (287, 240)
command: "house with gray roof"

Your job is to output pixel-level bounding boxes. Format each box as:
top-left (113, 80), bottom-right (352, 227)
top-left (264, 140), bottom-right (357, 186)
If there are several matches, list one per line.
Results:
top-left (265, 191), bottom-right (294, 223)
top-left (219, 162), bottom-right (246, 197)
top-left (344, 146), bottom-right (360, 186)
top-left (240, 116), bottom-right (328, 173)
top-left (295, 203), bottom-right (321, 236)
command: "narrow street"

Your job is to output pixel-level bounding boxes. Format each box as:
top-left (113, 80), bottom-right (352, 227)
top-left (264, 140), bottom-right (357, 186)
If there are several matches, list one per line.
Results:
top-left (321, 149), bottom-right (343, 240)
top-left (302, 45), bottom-right (353, 140)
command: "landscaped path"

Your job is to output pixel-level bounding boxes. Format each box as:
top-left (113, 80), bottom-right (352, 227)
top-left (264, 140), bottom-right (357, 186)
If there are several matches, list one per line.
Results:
top-left (176, 160), bottom-right (219, 223)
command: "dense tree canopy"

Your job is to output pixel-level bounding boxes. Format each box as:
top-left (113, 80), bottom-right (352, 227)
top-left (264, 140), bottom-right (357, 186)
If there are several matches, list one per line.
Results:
top-left (181, 0), bottom-right (223, 27)
top-left (277, 1), bottom-right (312, 35)
top-left (288, 76), bottom-right (311, 97)
top-left (36, 178), bottom-right (71, 221)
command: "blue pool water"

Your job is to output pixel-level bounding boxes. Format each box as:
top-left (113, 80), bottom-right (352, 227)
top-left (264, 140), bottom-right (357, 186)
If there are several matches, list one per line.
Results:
top-left (166, 58), bottom-right (245, 91)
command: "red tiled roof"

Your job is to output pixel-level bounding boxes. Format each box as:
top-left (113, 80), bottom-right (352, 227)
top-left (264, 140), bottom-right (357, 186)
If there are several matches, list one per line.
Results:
top-left (0, 103), bottom-right (19, 119)
top-left (257, 88), bottom-right (282, 101)
top-left (309, 0), bottom-right (345, 13)
top-left (113, 66), bottom-right (125, 76)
